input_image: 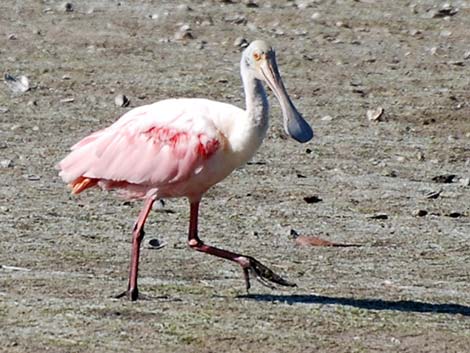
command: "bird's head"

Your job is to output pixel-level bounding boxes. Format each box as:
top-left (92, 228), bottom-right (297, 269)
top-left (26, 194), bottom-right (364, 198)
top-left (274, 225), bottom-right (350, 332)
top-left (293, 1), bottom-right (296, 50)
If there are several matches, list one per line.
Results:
top-left (242, 40), bottom-right (313, 143)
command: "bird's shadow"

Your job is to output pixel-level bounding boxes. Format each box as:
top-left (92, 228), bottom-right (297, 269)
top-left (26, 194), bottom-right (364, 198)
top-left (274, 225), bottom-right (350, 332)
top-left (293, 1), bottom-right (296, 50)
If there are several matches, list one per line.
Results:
top-left (238, 294), bottom-right (470, 316)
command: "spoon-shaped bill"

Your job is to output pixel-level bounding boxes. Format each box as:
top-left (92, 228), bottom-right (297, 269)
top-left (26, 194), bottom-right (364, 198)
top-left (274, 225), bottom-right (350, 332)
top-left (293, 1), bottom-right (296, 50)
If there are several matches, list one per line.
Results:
top-left (259, 57), bottom-right (313, 143)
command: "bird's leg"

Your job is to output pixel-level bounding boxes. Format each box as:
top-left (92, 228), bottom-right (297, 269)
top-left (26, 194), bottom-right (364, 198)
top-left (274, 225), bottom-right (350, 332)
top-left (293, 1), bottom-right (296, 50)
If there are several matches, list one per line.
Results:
top-left (116, 196), bottom-right (156, 301)
top-left (187, 201), bottom-right (296, 291)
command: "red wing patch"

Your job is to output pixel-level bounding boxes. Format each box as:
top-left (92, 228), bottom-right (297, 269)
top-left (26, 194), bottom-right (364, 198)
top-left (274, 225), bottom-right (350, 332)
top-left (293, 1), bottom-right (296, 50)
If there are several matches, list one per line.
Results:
top-left (145, 127), bottom-right (220, 160)
top-left (197, 134), bottom-right (220, 159)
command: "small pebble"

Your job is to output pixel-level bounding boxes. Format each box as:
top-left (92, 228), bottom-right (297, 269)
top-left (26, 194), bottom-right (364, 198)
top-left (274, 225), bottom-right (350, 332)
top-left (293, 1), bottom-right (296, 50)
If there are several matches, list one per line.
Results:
top-left (440, 30), bottom-right (452, 37)
top-left (350, 80), bottom-right (362, 87)
top-left (432, 174), bottom-right (456, 183)
top-left (430, 5), bottom-right (458, 18)
top-left (412, 209), bottom-right (428, 217)
top-left (396, 156), bottom-right (405, 162)
top-left (4, 74), bottom-right (30, 94)
top-left (8, 33), bottom-right (17, 40)
top-left (61, 2), bottom-right (74, 12)
top-left (311, 12), bottom-right (321, 21)
top-left (459, 177), bottom-right (470, 187)
top-left (243, 0), bottom-right (258, 7)
top-left (367, 106), bottom-right (385, 121)
top-left (176, 4), bottom-right (191, 11)
top-left (174, 24), bottom-right (193, 41)
top-left (60, 97), bottom-right (75, 103)
top-left (27, 175), bottom-right (41, 181)
top-left (152, 199), bottom-right (171, 212)
top-left (425, 190), bottom-right (441, 199)
top-left (448, 60), bottom-right (464, 66)
top-left (147, 238), bottom-right (167, 250)
top-left (464, 50), bottom-right (470, 60)
top-left (383, 169), bottom-right (398, 177)
top-left (430, 46), bottom-right (439, 55)
top-left (223, 15), bottom-right (247, 25)
top-left (335, 21), bottom-right (349, 28)
top-left (233, 37), bottom-right (249, 48)
top-left (321, 115), bottom-right (333, 121)
top-left (448, 134), bottom-right (458, 141)
top-left (303, 195), bottom-right (322, 204)
top-left (367, 213), bottom-right (388, 220)
top-left (296, 1), bottom-right (313, 10)
top-left (0, 159), bottom-right (14, 168)
top-left (114, 94), bottom-right (130, 107)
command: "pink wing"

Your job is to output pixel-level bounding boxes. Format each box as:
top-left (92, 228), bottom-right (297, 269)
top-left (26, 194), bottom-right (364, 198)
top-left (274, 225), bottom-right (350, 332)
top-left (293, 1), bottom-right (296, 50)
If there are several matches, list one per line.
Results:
top-left (58, 99), bottom-right (226, 194)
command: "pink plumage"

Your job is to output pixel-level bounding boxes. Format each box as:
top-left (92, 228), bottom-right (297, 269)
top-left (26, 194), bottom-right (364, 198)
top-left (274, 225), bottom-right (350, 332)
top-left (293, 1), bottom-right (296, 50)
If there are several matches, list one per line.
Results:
top-left (58, 98), bottom-right (232, 200)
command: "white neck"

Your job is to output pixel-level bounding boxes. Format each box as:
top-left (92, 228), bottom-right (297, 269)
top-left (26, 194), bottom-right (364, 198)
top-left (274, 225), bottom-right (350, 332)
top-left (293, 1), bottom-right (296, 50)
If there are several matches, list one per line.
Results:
top-left (241, 66), bottom-right (269, 131)
top-left (223, 62), bottom-right (270, 163)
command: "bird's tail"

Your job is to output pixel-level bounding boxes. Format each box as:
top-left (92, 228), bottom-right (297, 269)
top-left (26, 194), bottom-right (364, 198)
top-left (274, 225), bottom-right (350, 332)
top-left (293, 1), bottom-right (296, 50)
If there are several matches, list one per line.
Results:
top-left (56, 135), bottom-right (101, 194)
top-left (69, 176), bottom-right (98, 194)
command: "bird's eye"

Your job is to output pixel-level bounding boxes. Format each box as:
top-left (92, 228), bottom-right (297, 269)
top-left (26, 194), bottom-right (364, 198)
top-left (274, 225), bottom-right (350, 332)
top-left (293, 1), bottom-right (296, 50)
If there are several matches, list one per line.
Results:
top-left (253, 52), bottom-right (261, 61)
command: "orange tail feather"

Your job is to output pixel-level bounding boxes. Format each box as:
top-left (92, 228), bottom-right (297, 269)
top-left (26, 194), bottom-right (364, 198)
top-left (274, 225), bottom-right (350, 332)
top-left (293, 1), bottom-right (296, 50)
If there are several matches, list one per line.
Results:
top-left (70, 176), bottom-right (98, 194)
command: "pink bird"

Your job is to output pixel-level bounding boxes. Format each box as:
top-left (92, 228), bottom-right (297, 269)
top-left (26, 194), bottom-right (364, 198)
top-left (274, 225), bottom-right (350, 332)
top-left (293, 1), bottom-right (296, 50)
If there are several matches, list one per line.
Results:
top-left (57, 40), bottom-right (313, 301)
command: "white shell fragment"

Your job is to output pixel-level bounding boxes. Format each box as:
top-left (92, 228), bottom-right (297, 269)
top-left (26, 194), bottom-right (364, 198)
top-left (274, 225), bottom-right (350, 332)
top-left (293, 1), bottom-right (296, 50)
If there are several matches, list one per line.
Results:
top-left (367, 106), bottom-right (385, 121)
top-left (60, 97), bottom-right (75, 103)
top-left (4, 74), bottom-right (30, 94)
top-left (233, 37), bottom-right (249, 48)
top-left (0, 159), bottom-right (14, 168)
top-left (460, 177), bottom-right (470, 187)
top-left (147, 238), bottom-right (167, 250)
top-left (174, 25), bottom-right (193, 41)
top-left (430, 4), bottom-right (459, 18)
top-left (114, 94), bottom-right (130, 107)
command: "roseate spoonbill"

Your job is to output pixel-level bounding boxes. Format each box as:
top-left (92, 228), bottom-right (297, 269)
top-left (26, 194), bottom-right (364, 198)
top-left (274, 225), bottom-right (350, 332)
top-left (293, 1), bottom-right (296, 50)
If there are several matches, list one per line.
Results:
top-left (57, 40), bottom-right (313, 301)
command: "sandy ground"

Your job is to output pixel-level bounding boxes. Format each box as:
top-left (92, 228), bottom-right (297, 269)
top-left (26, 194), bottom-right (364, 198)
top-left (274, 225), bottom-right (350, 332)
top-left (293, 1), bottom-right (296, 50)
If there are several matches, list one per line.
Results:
top-left (1, 0), bottom-right (469, 352)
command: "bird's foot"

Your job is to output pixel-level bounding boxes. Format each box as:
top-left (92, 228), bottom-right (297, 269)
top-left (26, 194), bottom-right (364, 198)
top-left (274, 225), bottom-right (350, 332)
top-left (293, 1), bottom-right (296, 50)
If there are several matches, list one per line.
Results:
top-left (240, 256), bottom-right (296, 292)
top-left (114, 287), bottom-right (139, 301)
